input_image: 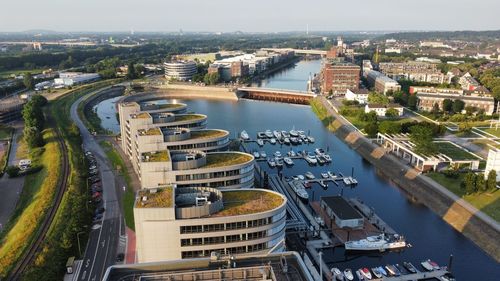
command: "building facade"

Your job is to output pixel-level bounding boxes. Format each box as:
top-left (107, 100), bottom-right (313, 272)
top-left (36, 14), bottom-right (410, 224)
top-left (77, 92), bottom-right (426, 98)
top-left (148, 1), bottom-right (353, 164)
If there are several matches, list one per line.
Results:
top-left (366, 70), bottom-right (401, 94)
top-left (164, 61), bottom-right (197, 81)
top-left (322, 62), bottom-right (360, 94)
top-left (134, 187), bottom-right (287, 262)
top-left (416, 92), bottom-right (495, 115)
top-left (379, 62), bottom-right (446, 84)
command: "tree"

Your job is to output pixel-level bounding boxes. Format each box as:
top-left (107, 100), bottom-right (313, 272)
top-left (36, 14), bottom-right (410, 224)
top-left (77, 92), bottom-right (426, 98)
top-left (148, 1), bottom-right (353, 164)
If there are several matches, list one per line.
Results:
top-left (204, 72), bottom-right (220, 85)
top-left (409, 125), bottom-right (437, 155)
top-left (431, 102), bottom-right (440, 115)
top-left (364, 122), bottom-right (379, 137)
top-left (443, 99), bottom-right (453, 113)
top-left (367, 92), bottom-right (390, 105)
top-left (126, 62), bottom-right (138, 79)
top-left (476, 174), bottom-right (486, 192)
top-left (5, 165), bottom-right (20, 177)
top-left (452, 99), bottom-right (465, 113)
top-left (31, 94), bottom-right (48, 107)
top-left (462, 172), bottom-right (477, 195)
top-left (22, 100), bottom-right (44, 131)
top-left (487, 170), bottom-right (497, 190)
top-left (385, 108), bottom-right (399, 118)
top-left (407, 94), bottom-right (418, 109)
top-left (464, 106), bottom-right (476, 115)
top-left (23, 72), bottom-right (34, 90)
top-left (378, 121), bottom-right (402, 134)
top-left (24, 126), bottom-right (44, 148)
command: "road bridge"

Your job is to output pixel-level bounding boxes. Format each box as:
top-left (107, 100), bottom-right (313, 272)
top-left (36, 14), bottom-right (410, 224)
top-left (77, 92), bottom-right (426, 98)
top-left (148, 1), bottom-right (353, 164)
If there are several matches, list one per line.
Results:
top-left (237, 87), bottom-right (317, 105)
top-left (261, 48), bottom-right (327, 56)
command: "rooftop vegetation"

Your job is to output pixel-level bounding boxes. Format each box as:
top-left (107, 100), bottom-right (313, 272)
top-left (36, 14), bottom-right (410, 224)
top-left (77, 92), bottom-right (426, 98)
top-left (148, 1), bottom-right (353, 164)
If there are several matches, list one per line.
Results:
top-left (435, 141), bottom-right (480, 160)
top-left (214, 190), bottom-right (284, 217)
top-left (140, 128), bottom-right (161, 136)
top-left (143, 151), bottom-right (170, 162)
top-left (135, 112), bottom-right (151, 119)
top-left (136, 187), bottom-right (173, 208)
top-left (174, 114), bottom-right (205, 122)
top-left (204, 153), bottom-right (253, 168)
top-left (190, 130), bottom-right (227, 139)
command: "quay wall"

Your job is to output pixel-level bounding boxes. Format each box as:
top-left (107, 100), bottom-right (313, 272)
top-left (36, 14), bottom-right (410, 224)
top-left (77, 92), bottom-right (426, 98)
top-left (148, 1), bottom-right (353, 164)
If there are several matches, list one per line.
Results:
top-left (318, 97), bottom-right (500, 262)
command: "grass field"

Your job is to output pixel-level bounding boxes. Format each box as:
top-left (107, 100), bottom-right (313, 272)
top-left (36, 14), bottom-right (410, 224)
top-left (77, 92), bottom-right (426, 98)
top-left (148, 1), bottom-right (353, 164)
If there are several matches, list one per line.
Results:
top-left (480, 128), bottom-right (500, 138)
top-left (435, 142), bottom-right (480, 160)
top-left (0, 129), bottom-right (61, 278)
top-left (99, 140), bottom-right (135, 230)
top-left (427, 172), bottom-right (500, 222)
top-left (0, 68), bottom-right (46, 79)
top-left (310, 98), bottom-right (337, 131)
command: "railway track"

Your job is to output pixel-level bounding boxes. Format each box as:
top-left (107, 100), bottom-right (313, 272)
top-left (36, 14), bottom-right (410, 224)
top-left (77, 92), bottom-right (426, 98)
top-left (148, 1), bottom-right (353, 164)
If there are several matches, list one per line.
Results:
top-left (8, 126), bottom-right (70, 280)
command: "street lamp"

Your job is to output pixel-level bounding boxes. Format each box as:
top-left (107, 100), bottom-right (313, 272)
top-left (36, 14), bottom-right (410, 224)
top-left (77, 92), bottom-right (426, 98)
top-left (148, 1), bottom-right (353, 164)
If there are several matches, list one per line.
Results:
top-left (319, 250), bottom-right (323, 281)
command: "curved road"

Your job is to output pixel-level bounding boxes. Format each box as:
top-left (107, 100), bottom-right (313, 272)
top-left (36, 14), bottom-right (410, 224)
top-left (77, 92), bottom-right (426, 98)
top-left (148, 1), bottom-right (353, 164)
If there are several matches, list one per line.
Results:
top-left (70, 89), bottom-right (125, 281)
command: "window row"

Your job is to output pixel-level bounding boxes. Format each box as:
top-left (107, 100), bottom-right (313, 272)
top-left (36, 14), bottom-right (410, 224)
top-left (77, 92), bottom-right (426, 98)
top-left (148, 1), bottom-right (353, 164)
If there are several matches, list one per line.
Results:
top-left (180, 217), bottom-right (273, 234)
top-left (180, 230), bottom-right (267, 247)
top-left (181, 243), bottom-right (267, 259)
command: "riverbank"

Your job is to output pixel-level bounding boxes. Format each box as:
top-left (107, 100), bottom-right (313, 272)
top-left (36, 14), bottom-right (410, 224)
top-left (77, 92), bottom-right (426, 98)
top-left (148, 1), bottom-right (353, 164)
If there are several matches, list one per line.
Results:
top-left (314, 96), bottom-right (500, 262)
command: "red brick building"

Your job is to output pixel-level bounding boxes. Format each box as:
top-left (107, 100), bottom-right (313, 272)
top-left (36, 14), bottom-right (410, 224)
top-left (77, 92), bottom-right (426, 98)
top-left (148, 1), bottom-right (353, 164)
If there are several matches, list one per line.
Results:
top-left (231, 61), bottom-right (249, 78)
top-left (322, 62), bottom-right (360, 94)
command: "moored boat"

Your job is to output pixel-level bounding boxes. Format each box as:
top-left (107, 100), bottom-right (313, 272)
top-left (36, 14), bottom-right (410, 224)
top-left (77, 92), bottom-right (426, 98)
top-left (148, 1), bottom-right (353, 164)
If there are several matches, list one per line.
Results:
top-left (274, 151), bottom-right (282, 158)
top-left (429, 260), bottom-right (440, 270)
top-left (327, 171), bottom-right (335, 178)
top-left (360, 268), bottom-right (372, 280)
top-left (240, 130), bottom-right (250, 140)
top-left (305, 172), bottom-right (315, 179)
top-left (305, 153), bottom-right (317, 165)
top-left (289, 129), bottom-right (299, 137)
top-left (267, 158), bottom-right (276, 167)
top-left (260, 151), bottom-right (267, 158)
top-left (287, 150), bottom-right (296, 157)
top-left (307, 136), bottom-right (315, 143)
top-left (321, 172), bottom-right (329, 178)
top-left (403, 262), bottom-right (417, 273)
top-left (273, 130), bottom-right (281, 139)
top-left (371, 267), bottom-right (383, 278)
top-left (284, 157), bottom-right (294, 166)
top-left (284, 138), bottom-right (290, 145)
top-left (343, 268), bottom-right (354, 281)
top-left (289, 181), bottom-right (309, 200)
top-left (344, 233), bottom-right (407, 252)
top-left (377, 266), bottom-right (387, 276)
top-left (275, 158), bottom-right (283, 167)
top-left (257, 139), bottom-right (264, 146)
top-left (252, 151), bottom-right (260, 158)
top-left (323, 154), bottom-right (332, 162)
top-left (265, 130), bottom-right (273, 138)
top-left (319, 180), bottom-right (327, 188)
top-left (385, 264), bottom-right (400, 276)
top-left (421, 260), bottom-right (434, 271)
top-left (281, 130), bottom-right (290, 138)
top-left (330, 268), bottom-right (342, 280)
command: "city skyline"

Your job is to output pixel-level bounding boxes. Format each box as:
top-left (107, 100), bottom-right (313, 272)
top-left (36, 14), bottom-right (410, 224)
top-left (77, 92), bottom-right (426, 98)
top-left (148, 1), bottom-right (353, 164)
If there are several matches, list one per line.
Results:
top-left (1, 0), bottom-right (499, 32)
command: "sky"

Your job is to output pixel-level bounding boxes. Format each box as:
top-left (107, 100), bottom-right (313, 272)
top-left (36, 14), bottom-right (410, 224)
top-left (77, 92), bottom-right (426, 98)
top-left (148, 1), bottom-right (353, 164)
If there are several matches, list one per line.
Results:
top-left (1, 0), bottom-right (499, 32)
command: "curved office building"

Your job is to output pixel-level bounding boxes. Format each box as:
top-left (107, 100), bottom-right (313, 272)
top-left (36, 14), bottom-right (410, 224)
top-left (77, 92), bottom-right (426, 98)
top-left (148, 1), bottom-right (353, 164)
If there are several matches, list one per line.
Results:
top-left (164, 61), bottom-right (197, 81)
top-left (139, 150), bottom-right (254, 189)
top-left (134, 187), bottom-right (287, 262)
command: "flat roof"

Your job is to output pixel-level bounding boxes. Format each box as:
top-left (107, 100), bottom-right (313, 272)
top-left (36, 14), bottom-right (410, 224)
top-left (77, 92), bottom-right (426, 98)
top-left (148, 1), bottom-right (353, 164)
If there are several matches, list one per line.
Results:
top-left (213, 189), bottom-right (285, 217)
top-left (321, 196), bottom-right (363, 220)
top-left (190, 130), bottom-right (228, 140)
top-left (142, 151), bottom-right (170, 162)
top-left (203, 152), bottom-right (253, 169)
top-left (136, 187), bottom-right (173, 208)
top-left (173, 114), bottom-right (206, 122)
top-left (103, 252), bottom-right (313, 281)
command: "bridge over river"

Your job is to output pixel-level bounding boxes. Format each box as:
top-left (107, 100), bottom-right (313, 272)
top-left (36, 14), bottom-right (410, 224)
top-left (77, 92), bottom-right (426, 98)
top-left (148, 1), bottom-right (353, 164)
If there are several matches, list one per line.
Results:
top-left (237, 87), bottom-right (317, 105)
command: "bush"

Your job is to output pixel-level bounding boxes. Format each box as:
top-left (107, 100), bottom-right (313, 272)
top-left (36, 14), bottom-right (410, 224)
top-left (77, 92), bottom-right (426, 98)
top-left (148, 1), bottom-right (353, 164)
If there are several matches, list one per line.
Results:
top-left (5, 165), bottom-right (20, 177)
top-left (443, 169), bottom-right (459, 179)
top-left (342, 100), bottom-right (359, 106)
top-left (364, 122), bottom-right (379, 137)
top-left (379, 121), bottom-right (402, 134)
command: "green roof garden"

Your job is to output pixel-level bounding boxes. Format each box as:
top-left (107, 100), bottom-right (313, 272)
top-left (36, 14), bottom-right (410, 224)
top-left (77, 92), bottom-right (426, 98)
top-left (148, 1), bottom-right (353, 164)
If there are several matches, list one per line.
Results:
top-left (135, 112), bottom-right (151, 119)
top-left (174, 114), bottom-right (205, 122)
top-left (213, 190), bottom-right (284, 217)
top-left (139, 128), bottom-right (162, 136)
top-left (143, 151), bottom-right (170, 162)
top-left (203, 153), bottom-right (253, 169)
top-left (157, 103), bottom-right (184, 109)
top-left (136, 186), bottom-right (173, 208)
top-left (190, 130), bottom-right (228, 140)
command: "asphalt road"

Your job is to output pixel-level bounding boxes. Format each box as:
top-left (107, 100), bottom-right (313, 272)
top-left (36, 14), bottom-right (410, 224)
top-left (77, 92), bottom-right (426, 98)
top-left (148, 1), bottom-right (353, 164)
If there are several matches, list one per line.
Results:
top-left (70, 90), bottom-right (125, 281)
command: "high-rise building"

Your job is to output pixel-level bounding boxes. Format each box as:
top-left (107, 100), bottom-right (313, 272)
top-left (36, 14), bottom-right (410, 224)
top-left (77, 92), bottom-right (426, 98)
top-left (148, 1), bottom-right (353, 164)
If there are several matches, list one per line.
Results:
top-left (322, 62), bottom-right (360, 94)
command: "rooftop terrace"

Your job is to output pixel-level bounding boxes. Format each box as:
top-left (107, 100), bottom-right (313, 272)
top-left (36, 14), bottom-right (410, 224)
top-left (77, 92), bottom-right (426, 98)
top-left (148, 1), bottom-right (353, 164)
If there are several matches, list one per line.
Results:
top-left (214, 190), bottom-right (284, 217)
top-left (190, 130), bottom-right (228, 139)
top-left (203, 153), bottom-right (253, 169)
top-left (136, 187), bottom-right (173, 208)
top-left (142, 151), bottom-right (170, 162)
top-left (139, 128), bottom-right (162, 136)
top-left (134, 112), bottom-right (151, 119)
top-left (174, 114), bottom-right (206, 122)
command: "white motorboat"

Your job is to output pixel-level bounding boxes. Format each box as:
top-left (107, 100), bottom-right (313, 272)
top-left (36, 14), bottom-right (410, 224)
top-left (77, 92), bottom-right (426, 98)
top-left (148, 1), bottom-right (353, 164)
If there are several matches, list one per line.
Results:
top-left (273, 130), bottom-right (281, 139)
top-left (240, 130), bottom-right (250, 140)
top-left (350, 177), bottom-right (358, 184)
top-left (305, 153), bottom-right (317, 165)
top-left (270, 138), bottom-right (276, 144)
top-left (297, 175), bottom-right (305, 180)
top-left (323, 154), bottom-right (332, 162)
top-left (344, 233), bottom-right (407, 252)
top-left (377, 266), bottom-right (388, 276)
top-left (330, 268), bottom-right (343, 280)
top-left (287, 150), bottom-right (296, 157)
top-left (403, 262), bottom-right (417, 274)
top-left (257, 139), bottom-right (264, 146)
top-left (343, 177), bottom-right (352, 185)
top-left (252, 152), bottom-right (260, 158)
top-left (267, 158), bottom-right (276, 167)
top-left (260, 151), bottom-right (267, 158)
top-left (305, 172), bottom-right (315, 179)
top-left (343, 268), bottom-right (354, 281)
top-left (283, 157), bottom-right (294, 166)
top-left (421, 260), bottom-right (433, 271)
top-left (265, 130), bottom-right (273, 138)
top-left (257, 132), bottom-right (266, 138)
top-left (284, 138), bottom-right (291, 145)
top-left (289, 129), bottom-right (299, 137)
top-left (371, 267), bottom-right (383, 279)
top-left (360, 268), bottom-right (372, 280)
top-left (307, 136), bottom-right (315, 143)
top-left (319, 180), bottom-right (327, 188)
top-left (385, 264), bottom-right (400, 276)
top-left (274, 151), bottom-right (282, 158)
top-left (327, 171), bottom-right (336, 178)
top-left (321, 172), bottom-right (329, 178)
top-left (428, 259), bottom-right (440, 270)
top-left (275, 158), bottom-right (283, 167)
top-left (289, 181), bottom-right (309, 200)
top-left (356, 269), bottom-right (364, 280)
top-left (281, 130), bottom-right (290, 138)
top-left (315, 148), bottom-right (325, 155)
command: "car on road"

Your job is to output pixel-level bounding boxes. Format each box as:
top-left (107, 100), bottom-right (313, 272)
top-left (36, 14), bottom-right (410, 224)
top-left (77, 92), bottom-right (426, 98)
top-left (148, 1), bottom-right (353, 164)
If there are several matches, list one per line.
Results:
top-left (95, 207), bottom-right (105, 215)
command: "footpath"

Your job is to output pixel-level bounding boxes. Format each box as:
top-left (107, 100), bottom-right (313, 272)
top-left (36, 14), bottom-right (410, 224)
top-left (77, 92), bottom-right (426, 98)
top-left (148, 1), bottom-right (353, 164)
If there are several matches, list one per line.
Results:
top-left (317, 96), bottom-right (500, 262)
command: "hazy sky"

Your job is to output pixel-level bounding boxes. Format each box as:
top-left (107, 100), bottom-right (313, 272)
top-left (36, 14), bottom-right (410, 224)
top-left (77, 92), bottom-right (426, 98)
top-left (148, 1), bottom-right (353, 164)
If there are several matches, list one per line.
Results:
top-left (1, 0), bottom-right (499, 32)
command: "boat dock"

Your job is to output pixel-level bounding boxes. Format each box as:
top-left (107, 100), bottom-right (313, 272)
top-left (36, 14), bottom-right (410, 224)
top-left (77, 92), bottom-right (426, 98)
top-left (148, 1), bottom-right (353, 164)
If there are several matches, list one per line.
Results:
top-left (371, 268), bottom-right (450, 280)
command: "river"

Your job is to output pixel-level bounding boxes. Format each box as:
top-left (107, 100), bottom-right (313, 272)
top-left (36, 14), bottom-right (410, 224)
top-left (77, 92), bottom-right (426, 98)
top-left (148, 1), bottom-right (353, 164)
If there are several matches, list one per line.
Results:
top-left (95, 60), bottom-right (498, 280)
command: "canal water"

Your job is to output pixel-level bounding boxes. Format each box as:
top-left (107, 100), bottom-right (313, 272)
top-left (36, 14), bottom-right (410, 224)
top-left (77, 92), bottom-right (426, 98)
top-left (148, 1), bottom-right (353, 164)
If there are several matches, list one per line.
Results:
top-left (95, 60), bottom-right (498, 280)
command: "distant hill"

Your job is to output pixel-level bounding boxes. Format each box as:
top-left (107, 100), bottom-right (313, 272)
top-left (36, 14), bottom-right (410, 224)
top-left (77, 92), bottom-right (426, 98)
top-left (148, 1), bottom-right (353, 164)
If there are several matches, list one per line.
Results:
top-left (376, 30), bottom-right (500, 41)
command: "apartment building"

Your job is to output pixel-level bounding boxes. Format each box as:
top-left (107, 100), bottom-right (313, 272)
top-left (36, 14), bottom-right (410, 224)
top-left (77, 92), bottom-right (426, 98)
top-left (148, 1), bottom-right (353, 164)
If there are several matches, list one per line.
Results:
top-left (379, 61), bottom-right (446, 84)
top-left (459, 72), bottom-right (481, 91)
top-left (134, 187), bottom-right (287, 262)
top-left (416, 92), bottom-right (495, 115)
top-left (366, 70), bottom-right (401, 94)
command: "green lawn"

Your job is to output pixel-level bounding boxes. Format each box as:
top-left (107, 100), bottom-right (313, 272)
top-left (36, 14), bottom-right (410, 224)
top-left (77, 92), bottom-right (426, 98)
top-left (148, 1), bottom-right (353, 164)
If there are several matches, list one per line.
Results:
top-left (99, 140), bottom-right (135, 230)
top-left (204, 153), bottom-right (253, 168)
top-left (0, 126), bottom-right (12, 140)
top-left (435, 142), bottom-right (479, 160)
top-left (427, 172), bottom-right (500, 222)
top-left (0, 68), bottom-right (46, 79)
top-left (481, 128), bottom-right (500, 138)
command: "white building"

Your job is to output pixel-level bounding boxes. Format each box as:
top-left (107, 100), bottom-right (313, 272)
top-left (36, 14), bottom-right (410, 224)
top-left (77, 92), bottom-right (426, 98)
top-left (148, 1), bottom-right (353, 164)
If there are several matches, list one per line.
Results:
top-left (385, 48), bottom-right (401, 54)
top-left (345, 89), bottom-right (369, 104)
top-left (54, 72), bottom-right (100, 86)
top-left (164, 61), bottom-right (197, 81)
top-left (485, 148), bottom-right (500, 181)
top-left (365, 103), bottom-right (404, 117)
top-left (134, 187), bottom-right (287, 262)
